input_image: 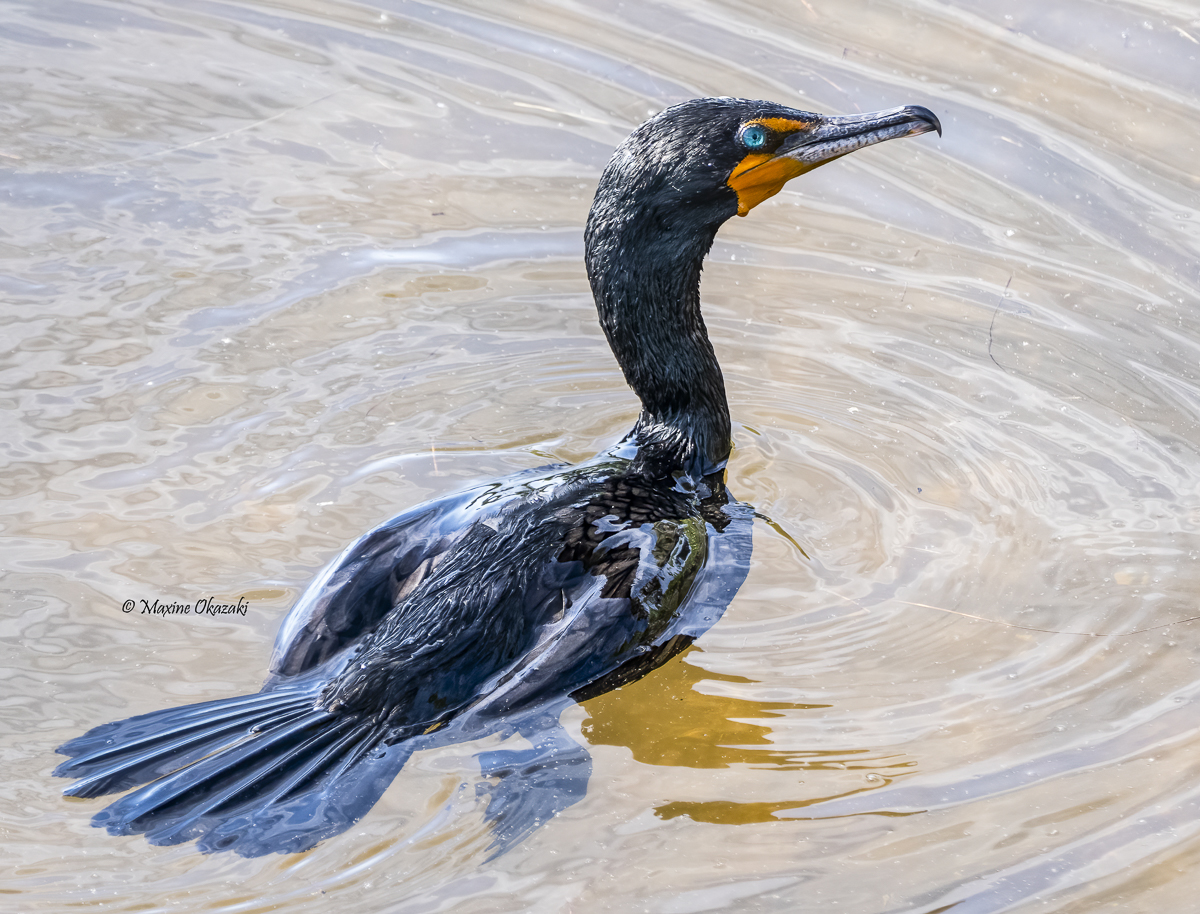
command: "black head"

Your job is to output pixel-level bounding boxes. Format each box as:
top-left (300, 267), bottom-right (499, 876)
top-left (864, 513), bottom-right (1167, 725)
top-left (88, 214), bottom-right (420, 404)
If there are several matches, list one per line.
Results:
top-left (587, 97), bottom-right (941, 256)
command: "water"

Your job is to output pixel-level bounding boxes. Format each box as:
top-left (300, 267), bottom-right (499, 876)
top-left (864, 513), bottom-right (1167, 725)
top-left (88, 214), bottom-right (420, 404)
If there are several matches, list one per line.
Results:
top-left (3, 0), bottom-right (1199, 910)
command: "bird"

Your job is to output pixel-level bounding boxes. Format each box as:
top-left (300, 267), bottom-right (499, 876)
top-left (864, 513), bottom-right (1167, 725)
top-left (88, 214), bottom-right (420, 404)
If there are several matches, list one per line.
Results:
top-left (54, 96), bottom-right (940, 858)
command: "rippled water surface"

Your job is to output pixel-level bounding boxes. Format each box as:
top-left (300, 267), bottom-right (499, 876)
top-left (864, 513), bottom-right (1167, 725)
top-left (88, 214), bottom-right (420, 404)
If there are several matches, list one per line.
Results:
top-left (4, 0), bottom-right (1200, 911)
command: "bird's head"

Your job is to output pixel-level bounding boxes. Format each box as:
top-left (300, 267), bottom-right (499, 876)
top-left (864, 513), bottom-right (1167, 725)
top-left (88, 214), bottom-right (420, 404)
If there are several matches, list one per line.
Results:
top-left (588, 97), bottom-right (941, 248)
top-left (585, 98), bottom-right (940, 474)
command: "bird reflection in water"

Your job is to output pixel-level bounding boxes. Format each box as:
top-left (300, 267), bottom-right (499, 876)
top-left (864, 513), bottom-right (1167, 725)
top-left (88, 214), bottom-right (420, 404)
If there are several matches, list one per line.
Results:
top-left (55, 98), bottom-right (939, 857)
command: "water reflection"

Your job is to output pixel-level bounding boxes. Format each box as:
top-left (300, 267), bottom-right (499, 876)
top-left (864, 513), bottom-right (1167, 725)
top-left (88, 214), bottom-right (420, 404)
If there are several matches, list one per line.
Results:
top-left (583, 646), bottom-right (819, 770)
top-left (582, 644), bottom-right (920, 825)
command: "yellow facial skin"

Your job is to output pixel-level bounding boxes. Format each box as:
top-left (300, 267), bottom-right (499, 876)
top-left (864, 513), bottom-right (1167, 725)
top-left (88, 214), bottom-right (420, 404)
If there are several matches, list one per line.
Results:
top-left (726, 117), bottom-right (820, 217)
top-left (726, 106), bottom-right (940, 215)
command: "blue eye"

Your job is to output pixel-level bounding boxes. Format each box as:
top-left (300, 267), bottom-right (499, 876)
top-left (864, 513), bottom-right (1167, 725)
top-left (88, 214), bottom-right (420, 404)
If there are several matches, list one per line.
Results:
top-left (740, 124), bottom-right (768, 149)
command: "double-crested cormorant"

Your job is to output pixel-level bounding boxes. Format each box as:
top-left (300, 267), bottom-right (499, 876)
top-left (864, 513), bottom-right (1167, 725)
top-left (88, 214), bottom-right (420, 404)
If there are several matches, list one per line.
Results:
top-left (55, 97), bottom-right (939, 857)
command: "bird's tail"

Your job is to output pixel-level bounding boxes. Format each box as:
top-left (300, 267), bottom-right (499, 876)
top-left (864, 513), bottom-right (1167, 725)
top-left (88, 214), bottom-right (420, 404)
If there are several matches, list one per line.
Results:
top-left (54, 686), bottom-right (412, 856)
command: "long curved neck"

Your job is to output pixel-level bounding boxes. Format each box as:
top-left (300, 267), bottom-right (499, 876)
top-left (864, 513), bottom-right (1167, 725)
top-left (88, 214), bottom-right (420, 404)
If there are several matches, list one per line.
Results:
top-left (585, 211), bottom-right (731, 478)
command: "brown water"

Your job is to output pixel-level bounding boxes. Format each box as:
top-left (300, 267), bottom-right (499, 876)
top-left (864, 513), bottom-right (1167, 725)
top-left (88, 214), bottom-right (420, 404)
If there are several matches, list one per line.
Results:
top-left (4, 0), bottom-right (1200, 911)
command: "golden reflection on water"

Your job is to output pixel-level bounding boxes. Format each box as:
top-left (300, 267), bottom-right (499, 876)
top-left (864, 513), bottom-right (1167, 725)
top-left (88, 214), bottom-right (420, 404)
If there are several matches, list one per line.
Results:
top-left (581, 646), bottom-right (918, 825)
top-left (582, 646), bottom-right (821, 770)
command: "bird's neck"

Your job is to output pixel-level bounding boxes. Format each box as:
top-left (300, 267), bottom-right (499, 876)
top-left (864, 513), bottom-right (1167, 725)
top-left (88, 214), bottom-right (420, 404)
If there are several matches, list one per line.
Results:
top-left (585, 219), bottom-right (731, 478)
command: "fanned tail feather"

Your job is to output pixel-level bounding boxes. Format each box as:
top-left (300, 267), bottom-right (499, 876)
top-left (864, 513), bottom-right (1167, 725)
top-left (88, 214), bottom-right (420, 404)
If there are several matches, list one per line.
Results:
top-left (54, 687), bottom-right (413, 856)
top-left (55, 687), bottom-right (320, 797)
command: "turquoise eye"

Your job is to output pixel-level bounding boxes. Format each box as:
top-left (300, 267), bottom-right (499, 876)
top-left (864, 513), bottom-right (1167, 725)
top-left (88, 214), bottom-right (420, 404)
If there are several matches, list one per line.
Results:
top-left (740, 124), bottom-right (768, 149)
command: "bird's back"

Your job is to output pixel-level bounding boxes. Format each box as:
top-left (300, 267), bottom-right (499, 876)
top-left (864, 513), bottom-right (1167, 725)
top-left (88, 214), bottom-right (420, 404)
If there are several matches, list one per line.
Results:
top-left (272, 448), bottom-right (750, 737)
